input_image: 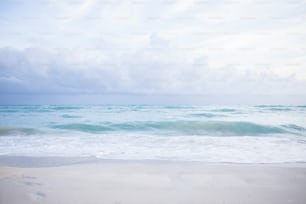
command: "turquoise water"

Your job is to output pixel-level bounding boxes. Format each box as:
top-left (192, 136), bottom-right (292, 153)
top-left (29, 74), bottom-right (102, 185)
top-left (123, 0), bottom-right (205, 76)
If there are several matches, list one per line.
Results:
top-left (0, 105), bottom-right (306, 163)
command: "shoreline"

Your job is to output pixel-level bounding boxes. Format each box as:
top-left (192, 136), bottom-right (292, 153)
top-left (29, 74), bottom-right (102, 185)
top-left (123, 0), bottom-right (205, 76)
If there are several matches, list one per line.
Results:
top-left (1, 156), bottom-right (306, 204)
top-left (1, 155), bottom-right (306, 168)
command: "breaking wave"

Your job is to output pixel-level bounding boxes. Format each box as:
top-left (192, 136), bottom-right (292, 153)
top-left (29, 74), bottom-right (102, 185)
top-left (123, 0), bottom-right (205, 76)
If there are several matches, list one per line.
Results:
top-left (0, 127), bottom-right (41, 136)
top-left (50, 121), bottom-right (290, 136)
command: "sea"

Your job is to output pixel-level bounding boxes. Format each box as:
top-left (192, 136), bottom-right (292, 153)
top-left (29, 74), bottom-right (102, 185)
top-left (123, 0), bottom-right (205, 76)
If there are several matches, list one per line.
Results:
top-left (0, 105), bottom-right (305, 163)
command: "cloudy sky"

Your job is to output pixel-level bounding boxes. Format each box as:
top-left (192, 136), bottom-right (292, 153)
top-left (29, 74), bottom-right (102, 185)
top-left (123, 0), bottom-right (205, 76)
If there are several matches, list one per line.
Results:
top-left (0, 0), bottom-right (306, 104)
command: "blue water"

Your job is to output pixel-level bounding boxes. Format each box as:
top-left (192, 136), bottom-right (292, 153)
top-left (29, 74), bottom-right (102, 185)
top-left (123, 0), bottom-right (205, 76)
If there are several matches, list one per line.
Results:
top-left (0, 105), bottom-right (305, 163)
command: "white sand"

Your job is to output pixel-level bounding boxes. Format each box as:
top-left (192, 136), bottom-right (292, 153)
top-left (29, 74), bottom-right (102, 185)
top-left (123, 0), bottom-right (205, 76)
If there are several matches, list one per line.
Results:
top-left (0, 159), bottom-right (306, 204)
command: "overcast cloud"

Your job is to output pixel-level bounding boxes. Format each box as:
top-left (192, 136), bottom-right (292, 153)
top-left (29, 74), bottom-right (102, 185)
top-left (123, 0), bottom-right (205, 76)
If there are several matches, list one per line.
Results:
top-left (0, 0), bottom-right (306, 104)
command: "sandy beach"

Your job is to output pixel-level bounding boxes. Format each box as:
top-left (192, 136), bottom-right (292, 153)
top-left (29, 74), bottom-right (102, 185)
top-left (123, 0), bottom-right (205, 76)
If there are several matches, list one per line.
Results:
top-left (0, 157), bottom-right (305, 204)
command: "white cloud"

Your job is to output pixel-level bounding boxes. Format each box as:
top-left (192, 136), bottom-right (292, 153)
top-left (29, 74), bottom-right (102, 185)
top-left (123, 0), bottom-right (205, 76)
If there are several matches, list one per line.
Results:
top-left (0, 0), bottom-right (305, 101)
top-left (165, 0), bottom-right (197, 16)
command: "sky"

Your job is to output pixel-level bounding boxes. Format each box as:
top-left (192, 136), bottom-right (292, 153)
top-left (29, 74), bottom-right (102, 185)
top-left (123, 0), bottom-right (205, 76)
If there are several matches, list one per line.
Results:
top-left (0, 0), bottom-right (306, 105)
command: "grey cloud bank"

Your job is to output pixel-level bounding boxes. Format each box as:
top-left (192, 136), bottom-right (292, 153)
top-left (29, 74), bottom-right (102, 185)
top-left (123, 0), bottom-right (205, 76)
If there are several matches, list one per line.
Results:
top-left (1, 47), bottom-right (305, 94)
top-left (0, 47), bottom-right (305, 105)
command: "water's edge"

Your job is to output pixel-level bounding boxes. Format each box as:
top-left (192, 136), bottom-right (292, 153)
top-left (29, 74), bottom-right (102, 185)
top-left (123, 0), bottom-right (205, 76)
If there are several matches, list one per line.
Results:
top-left (1, 156), bottom-right (306, 168)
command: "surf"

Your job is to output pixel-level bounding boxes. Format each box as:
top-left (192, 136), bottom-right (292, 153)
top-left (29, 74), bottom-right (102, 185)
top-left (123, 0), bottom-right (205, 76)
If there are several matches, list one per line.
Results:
top-left (50, 121), bottom-right (291, 136)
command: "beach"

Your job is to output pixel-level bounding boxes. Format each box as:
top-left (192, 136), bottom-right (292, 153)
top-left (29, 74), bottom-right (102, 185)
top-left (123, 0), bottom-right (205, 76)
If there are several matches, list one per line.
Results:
top-left (1, 105), bottom-right (306, 203)
top-left (1, 157), bottom-right (306, 204)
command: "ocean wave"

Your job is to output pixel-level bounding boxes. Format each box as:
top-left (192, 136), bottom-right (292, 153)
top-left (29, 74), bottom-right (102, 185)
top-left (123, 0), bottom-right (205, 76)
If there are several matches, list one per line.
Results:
top-left (281, 124), bottom-right (306, 132)
top-left (211, 108), bottom-right (237, 112)
top-left (61, 114), bottom-right (82, 118)
top-left (50, 121), bottom-right (289, 136)
top-left (190, 113), bottom-right (226, 118)
top-left (254, 105), bottom-right (302, 111)
top-left (51, 106), bottom-right (84, 110)
top-left (297, 105), bottom-right (306, 108)
top-left (263, 107), bottom-right (293, 111)
top-left (51, 123), bottom-right (112, 133)
top-left (0, 127), bottom-right (41, 136)
top-left (0, 106), bottom-right (52, 113)
top-left (0, 105), bottom-right (84, 113)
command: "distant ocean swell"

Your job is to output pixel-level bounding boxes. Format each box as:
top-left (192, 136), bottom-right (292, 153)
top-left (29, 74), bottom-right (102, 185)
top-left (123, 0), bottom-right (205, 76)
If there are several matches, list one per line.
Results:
top-left (1, 105), bottom-right (305, 113)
